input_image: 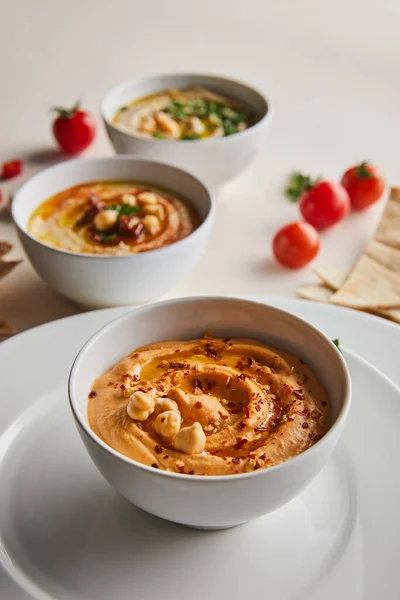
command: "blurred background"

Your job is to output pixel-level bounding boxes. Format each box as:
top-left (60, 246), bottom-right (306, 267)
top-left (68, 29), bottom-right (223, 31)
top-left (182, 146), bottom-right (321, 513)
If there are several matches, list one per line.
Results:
top-left (1, 0), bottom-right (400, 329)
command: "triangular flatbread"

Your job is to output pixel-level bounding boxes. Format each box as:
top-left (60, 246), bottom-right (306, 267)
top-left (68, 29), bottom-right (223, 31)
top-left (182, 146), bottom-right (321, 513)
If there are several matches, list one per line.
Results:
top-left (330, 254), bottom-right (400, 309)
top-left (297, 285), bottom-right (333, 302)
top-left (365, 240), bottom-right (400, 273)
top-left (314, 267), bottom-right (350, 291)
top-left (375, 190), bottom-right (400, 249)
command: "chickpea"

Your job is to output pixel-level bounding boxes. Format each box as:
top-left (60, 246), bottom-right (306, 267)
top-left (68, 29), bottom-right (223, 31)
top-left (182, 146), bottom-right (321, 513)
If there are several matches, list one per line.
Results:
top-left (154, 410), bottom-right (181, 442)
top-left (143, 203), bottom-right (164, 220)
top-left (137, 192), bottom-right (158, 205)
top-left (140, 115), bottom-right (157, 134)
top-left (127, 391), bottom-right (155, 421)
top-left (121, 193), bottom-right (137, 206)
top-left (93, 209), bottom-right (119, 231)
top-left (156, 397), bottom-right (179, 413)
top-left (154, 111), bottom-right (181, 138)
top-left (143, 214), bottom-right (161, 236)
top-left (173, 422), bottom-right (206, 455)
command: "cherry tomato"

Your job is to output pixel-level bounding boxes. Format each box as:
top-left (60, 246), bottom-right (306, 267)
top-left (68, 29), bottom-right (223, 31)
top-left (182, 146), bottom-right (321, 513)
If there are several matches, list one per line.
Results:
top-left (2, 159), bottom-right (23, 180)
top-left (341, 162), bottom-right (385, 211)
top-left (299, 181), bottom-right (350, 230)
top-left (272, 221), bottom-right (320, 269)
top-left (52, 101), bottom-right (96, 154)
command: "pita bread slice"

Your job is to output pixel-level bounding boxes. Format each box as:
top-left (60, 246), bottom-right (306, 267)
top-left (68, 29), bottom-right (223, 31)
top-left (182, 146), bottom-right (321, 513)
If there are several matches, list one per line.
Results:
top-left (330, 254), bottom-right (400, 309)
top-left (375, 192), bottom-right (400, 249)
top-left (365, 240), bottom-right (400, 273)
top-left (297, 285), bottom-right (333, 302)
top-left (314, 267), bottom-right (350, 291)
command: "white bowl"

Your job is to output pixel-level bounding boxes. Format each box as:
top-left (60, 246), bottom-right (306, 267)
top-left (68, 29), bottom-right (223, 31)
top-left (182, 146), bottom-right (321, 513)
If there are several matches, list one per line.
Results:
top-left (101, 73), bottom-right (272, 188)
top-left (12, 157), bottom-right (214, 308)
top-left (69, 297), bottom-right (351, 529)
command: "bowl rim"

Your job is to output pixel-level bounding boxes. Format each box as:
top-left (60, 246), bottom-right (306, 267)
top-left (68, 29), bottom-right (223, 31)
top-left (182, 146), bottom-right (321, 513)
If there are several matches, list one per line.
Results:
top-left (68, 296), bottom-right (352, 482)
top-left (101, 71), bottom-right (273, 145)
top-left (11, 155), bottom-right (215, 261)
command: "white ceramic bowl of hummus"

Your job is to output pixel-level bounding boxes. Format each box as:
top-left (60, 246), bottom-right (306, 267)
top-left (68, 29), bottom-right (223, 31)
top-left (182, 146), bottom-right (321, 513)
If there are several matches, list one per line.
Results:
top-left (69, 297), bottom-right (351, 529)
top-left (101, 73), bottom-right (272, 189)
top-left (12, 157), bottom-right (214, 308)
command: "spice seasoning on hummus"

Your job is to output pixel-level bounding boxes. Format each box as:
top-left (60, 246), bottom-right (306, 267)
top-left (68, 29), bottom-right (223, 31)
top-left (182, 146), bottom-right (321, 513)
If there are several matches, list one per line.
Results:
top-left (28, 181), bottom-right (199, 256)
top-left (113, 87), bottom-right (253, 140)
top-left (88, 336), bottom-right (330, 476)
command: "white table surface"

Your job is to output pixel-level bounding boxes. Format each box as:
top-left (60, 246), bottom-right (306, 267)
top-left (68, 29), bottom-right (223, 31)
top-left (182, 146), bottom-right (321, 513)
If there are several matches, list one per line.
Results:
top-left (1, 0), bottom-right (400, 333)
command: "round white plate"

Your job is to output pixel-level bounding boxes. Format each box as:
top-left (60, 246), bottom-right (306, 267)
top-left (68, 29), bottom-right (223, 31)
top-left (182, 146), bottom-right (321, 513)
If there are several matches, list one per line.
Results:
top-left (1, 296), bottom-right (399, 600)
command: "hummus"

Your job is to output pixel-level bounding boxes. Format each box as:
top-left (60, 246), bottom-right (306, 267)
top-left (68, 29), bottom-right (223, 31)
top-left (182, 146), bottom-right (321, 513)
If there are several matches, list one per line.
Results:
top-left (28, 181), bottom-right (198, 256)
top-left (113, 87), bottom-right (253, 140)
top-left (88, 336), bottom-right (330, 476)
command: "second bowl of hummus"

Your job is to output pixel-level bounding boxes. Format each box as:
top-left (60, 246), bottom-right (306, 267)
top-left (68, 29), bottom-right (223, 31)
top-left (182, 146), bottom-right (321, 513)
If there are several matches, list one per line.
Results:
top-left (69, 297), bottom-right (351, 529)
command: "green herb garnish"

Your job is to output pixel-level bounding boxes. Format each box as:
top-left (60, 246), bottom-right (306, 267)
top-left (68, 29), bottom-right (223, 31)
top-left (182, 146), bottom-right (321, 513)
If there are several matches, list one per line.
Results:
top-left (285, 172), bottom-right (319, 202)
top-left (119, 104), bottom-right (129, 112)
top-left (153, 132), bottom-right (164, 139)
top-left (99, 232), bottom-right (118, 242)
top-left (332, 339), bottom-right (342, 353)
top-left (109, 204), bottom-right (141, 216)
top-left (356, 161), bottom-right (374, 179)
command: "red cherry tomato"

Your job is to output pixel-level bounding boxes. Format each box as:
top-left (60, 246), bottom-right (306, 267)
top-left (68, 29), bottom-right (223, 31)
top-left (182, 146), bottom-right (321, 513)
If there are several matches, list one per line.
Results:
top-left (2, 159), bottom-right (23, 180)
top-left (341, 162), bottom-right (385, 211)
top-left (272, 221), bottom-right (320, 269)
top-left (299, 181), bottom-right (350, 230)
top-left (52, 101), bottom-right (96, 154)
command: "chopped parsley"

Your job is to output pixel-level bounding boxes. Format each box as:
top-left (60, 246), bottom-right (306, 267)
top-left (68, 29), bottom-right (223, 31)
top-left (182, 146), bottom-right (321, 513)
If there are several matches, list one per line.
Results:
top-left (332, 339), bottom-right (342, 353)
top-left (109, 203), bottom-right (141, 216)
top-left (153, 132), bottom-right (164, 139)
top-left (181, 133), bottom-right (201, 140)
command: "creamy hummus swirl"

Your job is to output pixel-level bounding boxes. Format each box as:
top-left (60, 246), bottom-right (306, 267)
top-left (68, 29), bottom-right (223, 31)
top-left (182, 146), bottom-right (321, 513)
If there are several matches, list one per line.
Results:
top-left (88, 337), bottom-right (330, 476)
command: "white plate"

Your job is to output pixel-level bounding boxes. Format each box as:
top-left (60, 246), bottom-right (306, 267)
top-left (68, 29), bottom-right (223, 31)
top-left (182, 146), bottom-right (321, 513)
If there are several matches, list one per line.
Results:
top-left (1, 297), bottom-right (400, 600)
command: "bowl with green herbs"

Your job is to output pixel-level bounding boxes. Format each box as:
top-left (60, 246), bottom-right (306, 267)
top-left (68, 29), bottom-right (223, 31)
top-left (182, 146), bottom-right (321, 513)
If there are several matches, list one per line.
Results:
top-left (101, 73), bottom-right (272, 188)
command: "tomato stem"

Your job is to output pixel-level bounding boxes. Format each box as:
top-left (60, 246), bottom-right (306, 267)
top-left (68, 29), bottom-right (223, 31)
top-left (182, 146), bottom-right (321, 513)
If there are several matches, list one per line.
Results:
top-left (355, 161), bottom-right (374, 179)
top-left (285, 171), bottom-right (319, 202)
top-left (51, 100), bottom-right (81, 119)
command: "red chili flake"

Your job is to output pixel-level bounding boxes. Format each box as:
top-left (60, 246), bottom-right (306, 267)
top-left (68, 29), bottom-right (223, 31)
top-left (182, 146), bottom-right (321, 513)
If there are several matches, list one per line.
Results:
top-left (302, 422), bottom-right (309, 429)
top-left (293, 389), bottom-right (305, 400)
top-left (310, 410), bottom-right (320, 420)
top-left (132, 374), bottom-right (139, 382)
top-left (163, 455), bottom-right (169, 459)
top-left (246, 356), bottom-right (256, 367)
top-left (226, 402), bottom-right (241, 414)
top-left (133, 353), bottom-right (139, 358)
top-left (255, 405), bottom-right (262, 412)
top-left (236, 361), bottom-right (245, 371)
top-left (204, 343), bottom-right (220, 360)
top-left (309, 433), bottom-right (323, 443)
top-left (120, 384), bottom-right (126, 391)
top-left (236, 373), bottom-right (246, 382)
top-left (234, 438), bottom-right (248, 450)
top-left (157, 384), bottom-right (165, 392)
top-left (282, 384), bottom-right (293, 395)
top-left (299, 359), bottom-right (306, 365)
top-left (177, 464), bottom-right (185, 474)
top-left (239, 421), bottom-right (246, 430)
top-left (113, 383), bottom-right (119, 389)
top-left (259, 453), bottom-right (266, 460)
top-left (207, 380), bottom-right (214, 390)
top-left (108, 382), bottom-right (113, 386)
top-left (122, 373), bottom-right (132, 379)
top-left (296, 373), bottom-right (309, 385)
top-left (151, 463), bottom-right (159, 468)
top-left (155, 445), bottom-right (163, 454)
top-left (169, 362), bottom-right (189, 369)
top-left (243, 406), bottom-right (250, 418)
top-left (194, 401), bottom-right (203, 409)
top-left (176, 349), bottom-right (181, 353)
top-left (89, 390), bottom-right (97, 398)
top-left (322, 401), bottom-right (327, 407)
top-left (232, 457), bottom-right (241, 464)
top-left (189, 470), bottom-right (195, 475)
